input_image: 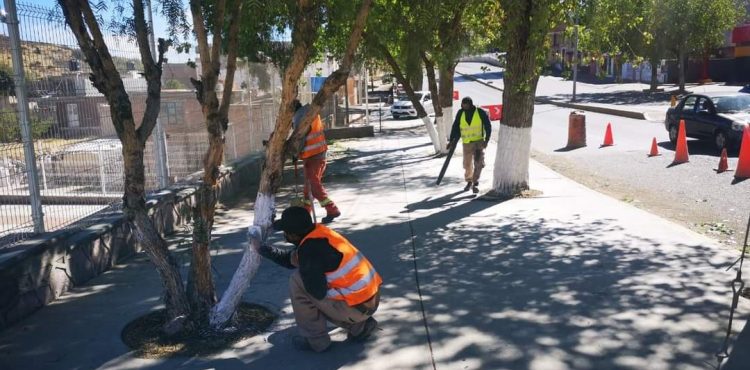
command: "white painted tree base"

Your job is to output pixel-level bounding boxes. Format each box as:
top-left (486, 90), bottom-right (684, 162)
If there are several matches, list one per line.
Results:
top-left (439, 105), bottom-right (453, 154)
top-left (435, 114), bottom-right (447, 152)
top-left (491, 124), bottom-right (531, 196)
top-left (421, 115), bottom-right (440, 153)
top-left (209, 193), bottom-right (274, 328)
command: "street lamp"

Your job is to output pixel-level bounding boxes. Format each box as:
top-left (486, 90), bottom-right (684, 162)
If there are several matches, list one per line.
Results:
top-left (570, 13), bottom-right (579, 103)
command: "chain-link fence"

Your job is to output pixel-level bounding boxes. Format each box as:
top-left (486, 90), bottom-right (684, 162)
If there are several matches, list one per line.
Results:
top-left (0, 1), bottom-right (369, 249)
top-left (0, 2), bottom-right (286, 248)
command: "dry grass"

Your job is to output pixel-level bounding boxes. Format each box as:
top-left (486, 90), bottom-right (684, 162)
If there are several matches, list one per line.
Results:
top-left (0, 138), bottom-right (89, 160)
top-left (121, 302), bottom-right (275, 359)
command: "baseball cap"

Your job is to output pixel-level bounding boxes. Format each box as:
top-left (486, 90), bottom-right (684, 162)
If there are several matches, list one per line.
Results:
top-left (273, 206), bottom-right (313, 235)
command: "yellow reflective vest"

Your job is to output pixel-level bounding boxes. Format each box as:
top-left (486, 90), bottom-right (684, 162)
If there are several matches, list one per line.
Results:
top-left (459, 109), bottom-right (484, 144)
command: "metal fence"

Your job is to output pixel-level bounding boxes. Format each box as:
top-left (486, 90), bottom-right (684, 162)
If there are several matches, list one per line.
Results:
top-left (0, 1), bottom-right (367, 249)
top-left (0, 1), bottom-right (287, 248)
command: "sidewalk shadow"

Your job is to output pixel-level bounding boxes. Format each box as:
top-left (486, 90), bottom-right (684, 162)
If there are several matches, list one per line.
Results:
top-left (549, 90), bottom-right (671, 106)
top-left (403, 211), bottom-right (734, 369)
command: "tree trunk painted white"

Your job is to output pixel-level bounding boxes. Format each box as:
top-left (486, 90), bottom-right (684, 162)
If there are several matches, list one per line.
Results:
top-left (439, 105), bottom-right (453, 153)
top-left (491, 124), bottom-right (532, 196)
top-left (209, 192), bottom-right (274, 328)
top-left (435, 115), bottom-right (447, 151)
top-left (422, 115), bottom-right (440, 153)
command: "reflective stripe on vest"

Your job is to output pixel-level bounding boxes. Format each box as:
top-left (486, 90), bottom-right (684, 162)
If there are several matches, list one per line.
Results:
top-left (301, 224), bottom-right (382, 306)
top-left (459, 109), bottom-right (484, 144)
top-left (300, 115), bottom-right (328, 159)
top-left (326, 269), bottom-right (377, 299)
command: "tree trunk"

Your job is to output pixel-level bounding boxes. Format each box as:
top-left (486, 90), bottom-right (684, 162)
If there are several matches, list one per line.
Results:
top-left (423, 52), bottom-right (444, 145)
top-left (437, 63), bottom-right (456, 154)
top-left (59, 0), bottom-right (189, 334)
top-left (210, 0), bottom-right (373, 329)
top-left (122, 133), bottom-right (190, 332)
top-left (186, 117), bottom-right (223, 323)
top-left (378, 43), bottom-right (439, 152)
top-left (678, 47), bottom-right (686, 93)
top-left (649, 56), bottom-right (659, 91)
top-left (186, 0), bottom-right (244, 327)
top-left (491, 0), bottom-right (554, 198)
top-left (492, 49), bottom-right (537, 197)
top-left (186, 72), bottom-right (222, 325)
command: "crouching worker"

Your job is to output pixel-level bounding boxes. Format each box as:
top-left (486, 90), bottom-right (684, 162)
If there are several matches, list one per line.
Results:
top-left (258, 206), bottom-right (382, 352)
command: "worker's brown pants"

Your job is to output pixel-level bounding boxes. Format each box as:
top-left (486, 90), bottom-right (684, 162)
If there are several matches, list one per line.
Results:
top-left (462, 141), bottom-right (485, 183)
top-left (289, 271), bottom-right (379, 352)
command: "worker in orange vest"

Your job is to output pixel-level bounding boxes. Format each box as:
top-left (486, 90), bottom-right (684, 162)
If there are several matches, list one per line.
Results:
top-left (293, 100), bottom-right (341, 223)
top-left (258, 206), bottom-right (382, 352)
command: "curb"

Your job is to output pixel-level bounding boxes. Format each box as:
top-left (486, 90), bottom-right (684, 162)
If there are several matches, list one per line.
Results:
top-left (456, 71), bottom-right (647, 120)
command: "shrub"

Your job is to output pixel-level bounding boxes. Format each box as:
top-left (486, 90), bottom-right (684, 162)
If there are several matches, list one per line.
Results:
top-left (0, 109), bottom-right (54, 142)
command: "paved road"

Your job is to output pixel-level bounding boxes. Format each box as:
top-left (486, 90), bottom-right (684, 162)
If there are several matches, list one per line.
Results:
top-left (451, 66), bottom-right (750, 247)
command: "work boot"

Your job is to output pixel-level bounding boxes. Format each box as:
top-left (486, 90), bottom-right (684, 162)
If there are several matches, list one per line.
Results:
top-left (321, 203), bottom-right (341, 224)
top-left (463, 181), bottom-right (472, 192)
top-left (347, 317), bottom-right (378, 342)
top-left (472, 185), bottom-right (479, 194)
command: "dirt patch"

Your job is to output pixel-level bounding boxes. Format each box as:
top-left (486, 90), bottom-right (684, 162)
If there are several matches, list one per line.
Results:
top-left (121, 302), bottom-right (275, 359)
top-left (531, 150), bottom-right (744, 248)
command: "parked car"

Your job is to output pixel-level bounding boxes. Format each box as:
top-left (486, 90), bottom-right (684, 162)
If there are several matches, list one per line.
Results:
top-left (390, 91), bottom-right (434, 119)
top-left (665, 93), bottom-right (750, 152)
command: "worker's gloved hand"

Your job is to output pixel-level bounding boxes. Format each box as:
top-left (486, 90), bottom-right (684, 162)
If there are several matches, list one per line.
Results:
top-left (483, 140), bottom-right (489, 149)
top-left (247, 226), bottom-right (263, 252)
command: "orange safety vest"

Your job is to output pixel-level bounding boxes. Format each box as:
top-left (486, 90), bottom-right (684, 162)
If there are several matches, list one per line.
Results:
top-left (301, 224), bottom-right (382, 306)
top-left (300, 115), bottom-right (328, 159)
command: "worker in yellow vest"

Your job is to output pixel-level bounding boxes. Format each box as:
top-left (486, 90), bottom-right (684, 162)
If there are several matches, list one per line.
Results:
top-left (293, 100), bottom-right (341, 223)
top-left (448, 96), bottom-right (492, 194)
top-left (258, 206), bottom-right (382, 352)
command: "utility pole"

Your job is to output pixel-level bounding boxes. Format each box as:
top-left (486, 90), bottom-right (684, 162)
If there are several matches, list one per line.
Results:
top-left (3, 0), bottom-right (45, 233)
top-left (344, 77), bottom-right (350, 126)
top-left (364, 66), bottom-right (369, 126)
top-left (572, 15), bottom-right (579, 103)
top-left (146, 0), bottom-right (169, 189)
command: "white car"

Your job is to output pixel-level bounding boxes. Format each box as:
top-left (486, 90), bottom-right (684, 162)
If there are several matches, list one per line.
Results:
top-left (391, 91), bottom-right (434, 119)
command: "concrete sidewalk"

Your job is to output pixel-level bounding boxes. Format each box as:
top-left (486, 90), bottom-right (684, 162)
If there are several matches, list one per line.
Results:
top-left (456, 62), bottom-right (744, 122)
top-left (0, 120), bottom-right (748, 370)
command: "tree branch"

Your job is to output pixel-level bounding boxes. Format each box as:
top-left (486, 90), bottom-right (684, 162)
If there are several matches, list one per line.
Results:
top-left (218, 0), bottom-right (244, 122)
top-left (189, 0), bottom-right (212, 73)
top-left (338, 0), bottom-right (373, 70)
top-left (133, 0), bottom-right (165, 144)
top-left (286, 0), bottom-right (374, 156)
top-left (210, 0), bottom-right (227, 78)
top-left (59, 0), bottom-right (129, 139)
top-left (368, 34), bottom-right (428, 118)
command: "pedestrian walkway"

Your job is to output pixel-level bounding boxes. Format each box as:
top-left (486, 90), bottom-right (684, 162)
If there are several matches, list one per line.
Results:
top-left (456, 62), bottom-right (744, 122)
top-left (0, 120), bottom-right (746, 370)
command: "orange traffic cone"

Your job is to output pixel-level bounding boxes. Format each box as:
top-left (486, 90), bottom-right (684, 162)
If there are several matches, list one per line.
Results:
top-left (602, 123), bottom-right (614, 147)
top-left (735, 126), bottom-right (750, 179)
top-left (717, 148), bottom-right (729, 173)
top-left (648, 137), bottom-right (660, 157)
top-left (673, 120), bottom-right (689, 164)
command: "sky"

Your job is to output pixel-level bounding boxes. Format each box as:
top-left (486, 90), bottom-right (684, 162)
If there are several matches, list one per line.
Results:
top-left (12, 0), bottom-right (196, 63)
